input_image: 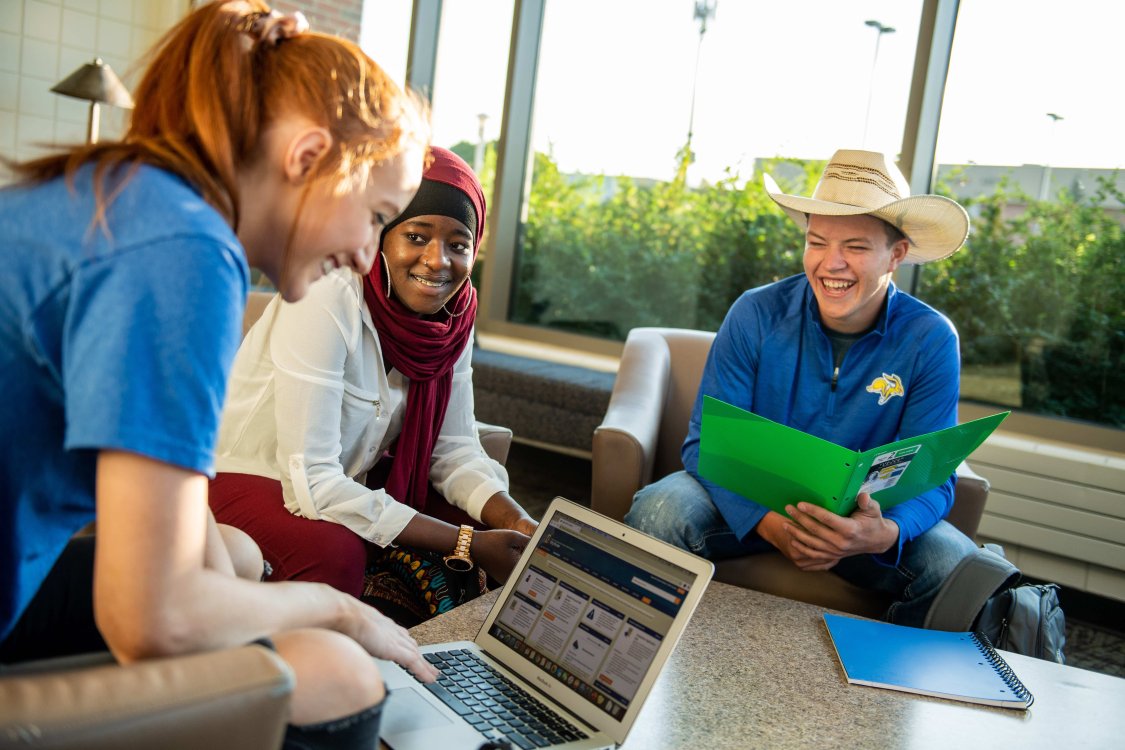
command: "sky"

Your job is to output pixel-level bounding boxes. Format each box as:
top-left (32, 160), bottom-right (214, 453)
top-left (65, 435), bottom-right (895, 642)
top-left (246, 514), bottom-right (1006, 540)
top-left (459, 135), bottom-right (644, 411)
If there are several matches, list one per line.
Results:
top-left (362, 0), bottom-right (1125, 185)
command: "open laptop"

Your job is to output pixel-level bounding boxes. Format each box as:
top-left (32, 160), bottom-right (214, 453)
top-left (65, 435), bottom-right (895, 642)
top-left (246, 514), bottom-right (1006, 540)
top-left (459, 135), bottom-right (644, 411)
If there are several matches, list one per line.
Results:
top-left (376, 497), bottom-right (714, 750)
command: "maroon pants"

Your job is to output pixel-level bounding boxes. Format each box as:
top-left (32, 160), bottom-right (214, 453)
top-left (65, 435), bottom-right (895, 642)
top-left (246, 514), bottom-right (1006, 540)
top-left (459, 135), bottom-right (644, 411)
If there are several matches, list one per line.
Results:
top-left (209, 471), bottom-right (479, 598)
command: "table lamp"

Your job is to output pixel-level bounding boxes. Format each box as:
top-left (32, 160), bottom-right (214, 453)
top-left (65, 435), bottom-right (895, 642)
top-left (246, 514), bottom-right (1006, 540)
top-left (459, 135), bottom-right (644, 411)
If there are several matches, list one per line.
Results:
top-left (50, 58), bottom-right (135, 144)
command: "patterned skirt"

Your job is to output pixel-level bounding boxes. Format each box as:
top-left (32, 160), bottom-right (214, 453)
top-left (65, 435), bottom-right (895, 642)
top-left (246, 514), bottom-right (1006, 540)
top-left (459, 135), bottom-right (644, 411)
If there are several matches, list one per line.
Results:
top-left (362, 546), bottom-right (488, 628)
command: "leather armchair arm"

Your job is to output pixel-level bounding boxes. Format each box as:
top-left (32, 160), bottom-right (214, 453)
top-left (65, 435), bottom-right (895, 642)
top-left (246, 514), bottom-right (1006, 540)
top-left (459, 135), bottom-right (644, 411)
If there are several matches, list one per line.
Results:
top-left (591, 330), bottom-right (671, 521)
top-left (946, 461), bottom-right (991, 540)
top-left (0, 645), bottom-right (293, 750)
top-left (476, 421), bottom-right (513, 466)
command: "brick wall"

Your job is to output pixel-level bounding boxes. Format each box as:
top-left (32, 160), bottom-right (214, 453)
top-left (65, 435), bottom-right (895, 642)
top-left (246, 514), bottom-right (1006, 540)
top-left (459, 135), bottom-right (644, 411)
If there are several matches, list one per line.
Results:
top-left (273, 0), bottom-right (362, 43)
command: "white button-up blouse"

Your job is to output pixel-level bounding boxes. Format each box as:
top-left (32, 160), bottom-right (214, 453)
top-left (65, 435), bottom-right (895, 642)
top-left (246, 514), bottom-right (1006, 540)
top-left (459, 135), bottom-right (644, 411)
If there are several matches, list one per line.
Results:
top-left (215, 269), bottom-right (509, 547)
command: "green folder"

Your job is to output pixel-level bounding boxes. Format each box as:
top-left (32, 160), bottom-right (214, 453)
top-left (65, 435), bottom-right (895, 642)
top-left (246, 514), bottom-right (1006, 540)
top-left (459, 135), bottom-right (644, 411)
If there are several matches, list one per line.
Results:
top-left (698, 396), bottom-right (1009, 517)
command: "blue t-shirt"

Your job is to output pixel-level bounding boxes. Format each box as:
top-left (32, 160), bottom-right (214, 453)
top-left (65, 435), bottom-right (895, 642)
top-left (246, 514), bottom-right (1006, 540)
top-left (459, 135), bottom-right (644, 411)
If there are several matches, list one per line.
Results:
top-left (683, 274), bottom-right (961, 563)
top-left (0, 164), bottom-right (249, 641)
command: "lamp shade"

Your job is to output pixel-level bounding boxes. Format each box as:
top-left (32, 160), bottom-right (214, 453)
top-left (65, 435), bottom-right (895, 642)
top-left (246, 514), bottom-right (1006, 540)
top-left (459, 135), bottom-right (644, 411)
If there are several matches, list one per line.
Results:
top-left (50, 58), bottom-right (134, 109)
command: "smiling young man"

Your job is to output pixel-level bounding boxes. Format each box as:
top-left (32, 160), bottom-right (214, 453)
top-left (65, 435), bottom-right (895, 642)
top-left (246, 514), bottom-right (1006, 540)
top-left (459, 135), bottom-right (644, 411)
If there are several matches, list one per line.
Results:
top-left (626, 149), bottom-right (975, 627)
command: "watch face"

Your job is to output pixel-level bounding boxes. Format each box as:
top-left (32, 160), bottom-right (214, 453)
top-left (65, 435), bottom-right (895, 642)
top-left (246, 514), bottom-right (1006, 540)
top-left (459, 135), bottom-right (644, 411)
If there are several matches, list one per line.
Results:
top-left (444, 556), bottom-right (474, 572)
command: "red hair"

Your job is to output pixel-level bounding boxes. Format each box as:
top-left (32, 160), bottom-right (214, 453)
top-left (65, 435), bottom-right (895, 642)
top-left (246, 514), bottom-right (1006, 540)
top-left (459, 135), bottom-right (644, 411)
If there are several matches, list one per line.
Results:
top-left (9, 1), bottom-right (427, 232)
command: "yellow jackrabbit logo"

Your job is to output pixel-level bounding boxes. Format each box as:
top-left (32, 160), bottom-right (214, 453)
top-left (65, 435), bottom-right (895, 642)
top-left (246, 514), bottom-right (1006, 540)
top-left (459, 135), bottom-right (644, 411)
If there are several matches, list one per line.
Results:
top-left (865, 373), bottom-right (904, 405)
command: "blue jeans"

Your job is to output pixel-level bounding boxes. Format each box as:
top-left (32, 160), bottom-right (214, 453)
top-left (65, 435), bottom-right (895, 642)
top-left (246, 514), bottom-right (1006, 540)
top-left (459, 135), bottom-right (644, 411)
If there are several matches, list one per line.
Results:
top-left (626, 471), bottom-right (978, 627)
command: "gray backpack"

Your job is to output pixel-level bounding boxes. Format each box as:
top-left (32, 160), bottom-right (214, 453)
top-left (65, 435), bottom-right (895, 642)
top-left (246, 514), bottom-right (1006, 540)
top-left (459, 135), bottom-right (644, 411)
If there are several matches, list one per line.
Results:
top-left (924, 544), bottom-right (1067, 664)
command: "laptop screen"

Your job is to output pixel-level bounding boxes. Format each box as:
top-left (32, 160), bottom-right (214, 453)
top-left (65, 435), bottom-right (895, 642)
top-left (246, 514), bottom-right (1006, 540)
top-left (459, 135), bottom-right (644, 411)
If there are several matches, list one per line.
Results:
top-left (487, 510), bottom-right (696, 723)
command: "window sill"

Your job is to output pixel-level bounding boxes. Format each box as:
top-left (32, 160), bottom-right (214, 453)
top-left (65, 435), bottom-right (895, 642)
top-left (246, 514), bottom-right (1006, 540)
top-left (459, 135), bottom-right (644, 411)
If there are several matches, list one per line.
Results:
top-left (476, 331), bottom-right (619, 374)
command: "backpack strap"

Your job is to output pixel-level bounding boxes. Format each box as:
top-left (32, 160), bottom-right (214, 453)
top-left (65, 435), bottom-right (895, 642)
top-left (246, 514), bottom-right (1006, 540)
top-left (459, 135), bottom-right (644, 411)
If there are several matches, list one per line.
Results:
top-left (923, 544), bottom-right (1021, 632)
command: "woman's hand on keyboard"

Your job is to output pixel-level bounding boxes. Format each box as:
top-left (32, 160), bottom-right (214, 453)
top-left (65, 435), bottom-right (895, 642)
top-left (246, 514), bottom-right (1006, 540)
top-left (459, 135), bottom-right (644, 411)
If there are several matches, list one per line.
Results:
top-left (473, 529), bottom-right (531, 583)
top-left (349, 598), bottom-right (439, 682)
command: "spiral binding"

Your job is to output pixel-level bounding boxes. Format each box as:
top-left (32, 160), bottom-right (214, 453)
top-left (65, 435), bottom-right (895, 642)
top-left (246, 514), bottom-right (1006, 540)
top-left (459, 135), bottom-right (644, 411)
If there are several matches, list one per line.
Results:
top-left (971, 631), bottom-right (1035, 707)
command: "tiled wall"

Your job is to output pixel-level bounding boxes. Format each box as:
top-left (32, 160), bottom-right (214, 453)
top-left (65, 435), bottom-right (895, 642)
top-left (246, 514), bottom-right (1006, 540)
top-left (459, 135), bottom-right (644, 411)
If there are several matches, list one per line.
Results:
top-left (0, 0), bottom-right (188, 171)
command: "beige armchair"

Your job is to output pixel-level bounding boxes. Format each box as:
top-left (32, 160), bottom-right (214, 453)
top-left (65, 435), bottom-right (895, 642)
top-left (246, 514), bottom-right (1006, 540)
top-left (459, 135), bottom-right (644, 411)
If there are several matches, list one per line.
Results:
top-left (592, 327), bottom-right (991, 619)
top-left (0, 646), bottom-right (293, 750)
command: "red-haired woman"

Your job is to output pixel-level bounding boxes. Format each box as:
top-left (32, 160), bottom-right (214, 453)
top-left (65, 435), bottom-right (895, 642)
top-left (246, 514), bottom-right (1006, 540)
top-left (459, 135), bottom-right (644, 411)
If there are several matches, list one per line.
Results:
top-left (211, 147), bottom-right (537, 626)
top-left (0, 2), bottom-right (434, 745)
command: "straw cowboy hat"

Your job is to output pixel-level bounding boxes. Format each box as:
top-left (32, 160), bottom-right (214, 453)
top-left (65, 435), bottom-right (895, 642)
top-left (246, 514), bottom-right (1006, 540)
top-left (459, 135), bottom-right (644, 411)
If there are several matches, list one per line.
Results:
top-left (763, 149), bottom-right (970, 264)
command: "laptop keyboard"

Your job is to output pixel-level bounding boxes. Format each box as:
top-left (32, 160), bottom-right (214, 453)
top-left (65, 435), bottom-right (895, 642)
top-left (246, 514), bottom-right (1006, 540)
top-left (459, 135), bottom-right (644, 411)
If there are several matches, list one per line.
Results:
top-left (420, 649), bottom-right (590, 749)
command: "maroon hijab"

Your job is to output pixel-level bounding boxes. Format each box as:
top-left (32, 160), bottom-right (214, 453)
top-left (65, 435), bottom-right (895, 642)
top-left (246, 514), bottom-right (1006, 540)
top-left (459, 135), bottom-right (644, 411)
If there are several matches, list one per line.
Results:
top-left (361, 147), bottom-right (486, 511)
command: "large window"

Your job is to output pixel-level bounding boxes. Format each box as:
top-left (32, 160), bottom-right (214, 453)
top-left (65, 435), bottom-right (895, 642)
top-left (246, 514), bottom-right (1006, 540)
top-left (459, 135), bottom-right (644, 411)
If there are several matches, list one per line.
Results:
top-left (507, 0), bottom-right (922, 339)
top-left (359, 0), bottom-right (413, 86)
top-left (918, 0), bottom-right (1125, 429)
top-left (429, 0), bottom-right (514, 175)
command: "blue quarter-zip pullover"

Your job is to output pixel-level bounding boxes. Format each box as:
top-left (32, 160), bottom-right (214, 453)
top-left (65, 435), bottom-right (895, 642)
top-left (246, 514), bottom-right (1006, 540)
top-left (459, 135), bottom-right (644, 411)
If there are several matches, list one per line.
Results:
top-left (682, 274), bottom-right (960, 562)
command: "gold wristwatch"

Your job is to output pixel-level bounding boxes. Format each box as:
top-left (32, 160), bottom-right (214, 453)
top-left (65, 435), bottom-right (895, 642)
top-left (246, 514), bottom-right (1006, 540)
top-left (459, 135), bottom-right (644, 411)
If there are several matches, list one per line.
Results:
top-left (443, 524), bottom-right (475, 572)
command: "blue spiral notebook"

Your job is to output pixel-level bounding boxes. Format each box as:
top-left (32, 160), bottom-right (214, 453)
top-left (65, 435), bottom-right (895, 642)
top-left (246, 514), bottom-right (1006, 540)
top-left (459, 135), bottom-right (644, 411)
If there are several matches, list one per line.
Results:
top-left (823, 613), bottom-right (1034, 710)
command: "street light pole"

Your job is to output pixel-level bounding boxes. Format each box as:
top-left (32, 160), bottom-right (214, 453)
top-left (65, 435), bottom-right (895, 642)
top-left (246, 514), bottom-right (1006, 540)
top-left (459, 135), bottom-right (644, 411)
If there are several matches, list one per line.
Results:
top-left (686, 0), bottom-right (718, 164)
top-left (474, 113), bottom-right (488, 175)
top-left (1040, 112), bottom-right (1064, 201)
top-left (862, 19), bottom-right (895, 147)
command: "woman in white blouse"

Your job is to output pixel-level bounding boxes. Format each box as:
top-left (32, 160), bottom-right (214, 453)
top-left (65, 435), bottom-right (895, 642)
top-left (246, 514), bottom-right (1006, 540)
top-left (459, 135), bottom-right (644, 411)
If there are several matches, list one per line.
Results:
top-left (210, 147), bottom-right (535, 623)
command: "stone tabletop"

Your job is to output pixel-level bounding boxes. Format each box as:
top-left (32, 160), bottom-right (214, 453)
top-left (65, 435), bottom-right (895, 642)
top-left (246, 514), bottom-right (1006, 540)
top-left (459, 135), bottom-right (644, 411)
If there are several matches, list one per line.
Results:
top-left (407, 581), bottom-right (1125, 749)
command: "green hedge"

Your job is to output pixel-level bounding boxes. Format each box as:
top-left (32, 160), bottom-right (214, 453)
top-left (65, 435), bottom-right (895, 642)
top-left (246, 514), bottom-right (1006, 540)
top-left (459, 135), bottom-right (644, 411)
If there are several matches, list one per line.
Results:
top-left (918, 170), bottom-right (1125, 427)
top-left (512, 150), bottom-right (807, 337)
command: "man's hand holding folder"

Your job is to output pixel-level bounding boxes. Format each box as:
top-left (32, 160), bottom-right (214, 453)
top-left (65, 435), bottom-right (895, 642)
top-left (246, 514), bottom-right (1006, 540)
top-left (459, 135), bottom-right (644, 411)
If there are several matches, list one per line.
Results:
top-left (759, 491), bottom-right (899, 570)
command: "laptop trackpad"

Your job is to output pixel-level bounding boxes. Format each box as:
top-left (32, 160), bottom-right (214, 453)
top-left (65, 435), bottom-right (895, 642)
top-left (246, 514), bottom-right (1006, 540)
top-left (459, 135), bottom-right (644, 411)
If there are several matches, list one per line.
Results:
top-left (383, 687), bottom-right (482, 748)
